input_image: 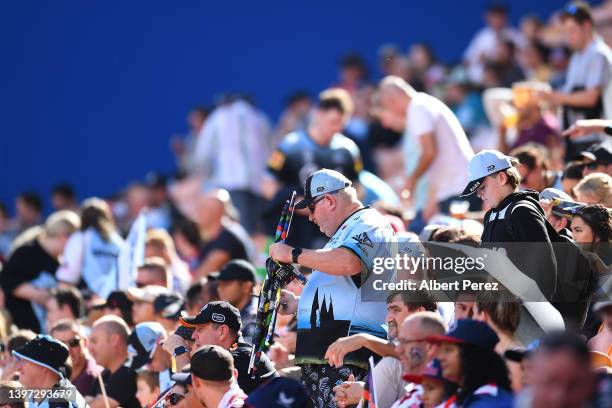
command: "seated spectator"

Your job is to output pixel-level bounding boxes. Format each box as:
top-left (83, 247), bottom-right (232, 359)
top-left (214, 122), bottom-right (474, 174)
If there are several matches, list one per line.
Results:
top-left (193, 189), bottom-right (255, 278)
top-left (164, 301), bottom-right (277, 394)
top-left (13, 335), bottom-right (87, 407)
top-left (51, 183), bottom-right (78, 212)
top-left (185, 278), bottom-right (219, 316)
top-left (128, 322), bottom-right (172, 391)
top-left (246, 377), bottom-right (309, 408)
top-left (189, 345), bottom-right (247, 408)
top-left (45, 286), bottom-right (83, 330)
top-left (56, 197), bottom-right (124, 300)
top-left (171, 219), bottom-right (203, 274)
top-left (145, 228), bottom-right (192, 294)
top-left (136, 257), bottom-right (170, 289)
top-left (517, 331), bottom-right (595, 408)
top-left (0, 330), bottom-right (36, 381)
top-left (503, 339), bottom-right (540, 389)
top-left (580, 139), bottom-right (612, 177)
top-left (50, 320), bottom-right (103, 397)
top-left (0, 202), bottom-right (15, 260)
top-left (88, 315), bottom-right (140, 408)
top-left (588, 301), bottom-right (612, 360)
top-left (153, 292), bottom-right (184, 332)
top-left (571, 204), bottom-right (612, 265)
top-left (0, 210), bottom-right (80, 333)
top-left (574, 172), bottom-right (612, 206)
top-left (101, 291), bottom-right (133, 326)
top-left (0, 380), bottom-right (27, 408)
top-left (136, 369), bottom-right (160, 408)
top-left (127, 285), bottom-right (170, 325)
top-left (401, 359), bottom-right (457, 408)
top-left (562, 161), bottom-right (586, 198)
top-left (217, 260), bottom-right (258, 344)
top-left (429, 319), bottom-right (513, 407)
top-left (511, 144), bottom-right (563, 191)
top-left (473, 292), bottom-right (523, 391)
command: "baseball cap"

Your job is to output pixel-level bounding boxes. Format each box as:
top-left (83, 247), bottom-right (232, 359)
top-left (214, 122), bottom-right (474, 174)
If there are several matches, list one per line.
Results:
top-left (461, 150), bottom-right (513, 197)
top-left (580, 140), bottom-right (612, 164)
top-left (427, 319), bottom-right (499, 351)
top-left (539, 188), bottom-right (585, 218)
top-left (12, 335), bottom-right (69, 378)
top-left (294, 169), bottom-right (352, 209)
top-left (127, 285), bottom-right (169, 303)
top-left (190, 345), bottom-right (234, 381)
top-left (103, 290), bottom-right (133, 311)
top-left (153, 293), bottom-right (184, 320)
top-left (504, 339), bottom-right (541, 362)
top-left (128, 322), bottom-right (166, 370)
top-left (402, 359), bottom-right (454, 385)
top-left (179, 301), bottom-right (242, 333)
top-left (218, 260), bottom-right (256, 284)
top-left (171, 365), bottom-right (192, 386)
top-left (245, 377), bottom-right (308, 408)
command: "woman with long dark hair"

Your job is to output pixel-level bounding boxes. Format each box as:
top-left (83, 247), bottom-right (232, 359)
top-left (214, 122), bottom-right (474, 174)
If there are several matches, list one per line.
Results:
top-left (56, 197), bottom-right (125, 300)
top-left (571, 204), bottom-right (612, 265)
top-left (428, 319), bottom-right (513, 407)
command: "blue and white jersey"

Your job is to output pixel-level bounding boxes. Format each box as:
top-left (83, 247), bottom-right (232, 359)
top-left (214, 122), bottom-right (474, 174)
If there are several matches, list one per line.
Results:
top-left (295, 206), bottom-right (394, 368)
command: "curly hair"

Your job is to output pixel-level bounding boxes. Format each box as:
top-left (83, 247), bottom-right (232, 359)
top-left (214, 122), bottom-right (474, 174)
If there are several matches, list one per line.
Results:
top-left (456, 344), bottom-right (512, 404)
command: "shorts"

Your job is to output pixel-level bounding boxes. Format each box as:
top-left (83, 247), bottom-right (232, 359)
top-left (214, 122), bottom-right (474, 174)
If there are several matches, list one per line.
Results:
top-left (300, 363), bottom-right (367, 408)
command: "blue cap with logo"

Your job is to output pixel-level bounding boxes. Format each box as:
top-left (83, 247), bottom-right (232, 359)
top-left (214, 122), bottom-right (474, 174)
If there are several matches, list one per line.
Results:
top-left (426, 319), bottom-right (499, 351)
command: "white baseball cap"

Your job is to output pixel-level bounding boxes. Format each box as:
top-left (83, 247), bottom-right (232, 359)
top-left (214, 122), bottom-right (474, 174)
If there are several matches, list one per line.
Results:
top-left (295, 169), bottom-right (352, 209)
top-left (461, 150), bottom-right (514, 196)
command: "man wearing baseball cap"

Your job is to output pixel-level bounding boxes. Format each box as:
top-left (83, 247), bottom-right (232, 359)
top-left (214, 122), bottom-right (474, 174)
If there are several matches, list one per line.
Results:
top-left (269, 168), bottom-right (394, 408)
top-left (163, 301), bottom-right (277, 394)
top-left (190, 345), bottom-right (247, 408)
top-left (581, 139), bottom-right (612, 176)
top-left (217, 260), bottom-right (258, 344)
top-left (12, 335), bottom-right (88, 408)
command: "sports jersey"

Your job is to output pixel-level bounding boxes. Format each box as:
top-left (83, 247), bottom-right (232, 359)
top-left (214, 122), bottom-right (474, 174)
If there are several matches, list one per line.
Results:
top-left (295, 206), bottom-right (394, 369)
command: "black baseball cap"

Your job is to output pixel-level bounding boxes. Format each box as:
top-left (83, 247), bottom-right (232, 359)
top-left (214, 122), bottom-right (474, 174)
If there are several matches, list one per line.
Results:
top-left (179, 301), bottom-right (242, 333)
top-left (295, 169), bottom-right (351, 209)
top-left (190, 345), bottom-right (234, 381)
top-left (102, 290), bottom-right (133, 311)
top-left (218, 260), bottom-right (256, 283)
top-left (153, 293), bottom-right (184, 320)
top-left (171, 365), bottom-right (192, 385)
top-left (580, 140), bottom-right (612, 165)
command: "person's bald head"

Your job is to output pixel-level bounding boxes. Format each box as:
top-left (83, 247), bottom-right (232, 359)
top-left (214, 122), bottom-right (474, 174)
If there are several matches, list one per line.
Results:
top-left (196, 189), bottom-right (232, 228)
top-left (89, 315), bottom-right (130, 368)
top-left (396, 311), bottom-right (446, 374)
top-left (375, 76), bottom-right (414, 132)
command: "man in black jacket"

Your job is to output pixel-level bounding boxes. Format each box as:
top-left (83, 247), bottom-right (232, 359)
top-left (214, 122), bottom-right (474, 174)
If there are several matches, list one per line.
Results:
top-left (460, 150), bottom-right (561, 342)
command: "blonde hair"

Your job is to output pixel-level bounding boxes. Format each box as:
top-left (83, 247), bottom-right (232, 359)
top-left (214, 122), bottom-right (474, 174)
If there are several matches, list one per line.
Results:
top-left (44, 210), bottom-right (81, 237)
top-left (574, 172), bottom-right (612, 207)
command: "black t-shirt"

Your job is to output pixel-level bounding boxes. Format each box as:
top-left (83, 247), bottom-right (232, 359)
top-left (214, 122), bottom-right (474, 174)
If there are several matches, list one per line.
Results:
top-left (91, 363), bottom-right (140, 408)
top-left (199, 222), bottom-right (251, 264)
top-left (232, 341), bottom-right (278, 394)
top-left (0, 239), bottom-right (58, 333)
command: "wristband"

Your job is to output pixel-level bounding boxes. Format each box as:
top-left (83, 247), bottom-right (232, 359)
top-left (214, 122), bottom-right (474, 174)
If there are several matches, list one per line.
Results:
top-left (173, 346), bottom-right (188, 357)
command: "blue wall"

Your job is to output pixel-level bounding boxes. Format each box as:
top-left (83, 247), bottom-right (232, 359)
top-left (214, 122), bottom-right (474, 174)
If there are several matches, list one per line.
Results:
top-left (0, 0), bottom-right (568, 213)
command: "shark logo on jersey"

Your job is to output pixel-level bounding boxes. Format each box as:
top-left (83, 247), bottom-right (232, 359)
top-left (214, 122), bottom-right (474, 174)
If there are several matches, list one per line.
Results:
top-left (352, 232), bottom-right (373, 255)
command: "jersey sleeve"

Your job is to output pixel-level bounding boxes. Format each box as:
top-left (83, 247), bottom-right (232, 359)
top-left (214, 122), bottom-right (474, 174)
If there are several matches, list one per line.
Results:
top-left (338, 218), bottom-right (383, 272)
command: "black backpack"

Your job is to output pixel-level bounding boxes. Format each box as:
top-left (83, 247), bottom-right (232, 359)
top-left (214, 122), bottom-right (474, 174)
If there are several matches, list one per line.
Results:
top-left (502, 199), bottom-right (599, 330)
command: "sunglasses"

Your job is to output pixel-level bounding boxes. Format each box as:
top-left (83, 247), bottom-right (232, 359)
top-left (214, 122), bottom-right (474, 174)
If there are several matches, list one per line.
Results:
top-left (307, 195), bottom-right (327, 213)
top-left (165, 393), bottom-right (185, 406)
top-left (68, 336), bottom-right (81, 348)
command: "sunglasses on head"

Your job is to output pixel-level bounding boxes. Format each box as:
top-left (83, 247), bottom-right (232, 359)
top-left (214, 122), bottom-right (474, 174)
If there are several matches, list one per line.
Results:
top-left (165, 393), bottom-right (185, 406)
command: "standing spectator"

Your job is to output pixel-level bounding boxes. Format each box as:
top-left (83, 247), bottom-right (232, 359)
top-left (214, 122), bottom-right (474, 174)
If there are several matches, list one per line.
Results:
top-left (172, 106), bottom-right (209, 175)
top-left (50, 320), bottom-right (103, 397)
top-left (172, 219), bottom-right (203, 274)
top-left (540, 2), bottom-right (612, 159)
top-left (573, 172), bottom-right (612, 206)
top-left (430, 319), bottom-right (513, 407)
top-left (14, 191), bottom-right (43, 233)
top-left (56, 198), bottom-right (124, 300)
top-left (269, 169), bottom-right (393, 408)
top-left (408, 43), bottom-right (446, 93)
top-left (145, 228), bottom-right (192, 294)
top-left (216, 260), bottom-right (258, 344)
top-left (0, 330), bottom-right (36, 381)
top-left (516, 332), bottom-right (595, 408)
top-left (273, 91), bottom-right (313, 144)
top-left (88, 315), bottom-right (140, 408)
top-left (491, 39), bottom-right (526, 88)
top-left (189, 345), bottom-right (247, 408)
top-left (511, 144), bottom-right (563, 192)
top-left (463, 3), bottom-right (525, 84)
top-left (193, 96), bottom-right (271, 234)
top-left (262, 87), bottom-right (362, 250)
top-left (51, 183), bottom-right (78, 212)
top-left (45, 287), bottom-right (83, 330)
top-left (580, 140), bottom-right (612, 177)
top-left (13, 335), bottom-right (88, 408)
top-left (377, 76), bottom-right (475, 231)
top-left (0, 210), bottom-right (79, 333)
top-left (144, 172), bottom-right (173, 230)
top-left (521, 42), bottom-right (552, 82)
top-left (101, 291), bottom-right (133, 326)
top-left (193, 189), bottom-right (255, 278)
top-left (135, 370), bottom-right (160, 408)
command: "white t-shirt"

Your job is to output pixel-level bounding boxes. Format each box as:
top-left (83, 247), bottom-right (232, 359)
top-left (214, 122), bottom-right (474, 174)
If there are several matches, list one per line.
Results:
top-left (375, 357), bottom-right (407, 408)
top-left (405, 93), bottom-right (474, 202)
top-left (217, 385), bottom-right (247, 408)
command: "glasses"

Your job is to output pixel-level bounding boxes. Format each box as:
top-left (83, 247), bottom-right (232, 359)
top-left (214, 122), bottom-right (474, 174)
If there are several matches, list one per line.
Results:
top-left (397, 337), bottom-right (428, 346)
top-left (68, 337), bottom-right (81, 348)
top-left (165, 393), bottom-right (185, 406)
top-left (307, 195), bottom-right (327, 213)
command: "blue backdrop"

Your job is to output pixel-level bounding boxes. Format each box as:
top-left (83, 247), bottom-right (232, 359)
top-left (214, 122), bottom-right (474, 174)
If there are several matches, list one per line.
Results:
top-left (0, 0), bottom-right (572, 213)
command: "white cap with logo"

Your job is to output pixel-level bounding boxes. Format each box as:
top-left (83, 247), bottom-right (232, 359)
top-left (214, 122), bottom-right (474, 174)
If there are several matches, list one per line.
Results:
top-left (461, 150), bottom-right (514, 196)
